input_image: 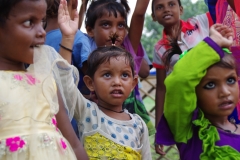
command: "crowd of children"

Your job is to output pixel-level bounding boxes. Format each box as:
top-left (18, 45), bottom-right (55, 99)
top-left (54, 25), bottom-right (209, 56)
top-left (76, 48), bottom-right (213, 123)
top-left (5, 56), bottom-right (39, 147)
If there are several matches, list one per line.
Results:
top-left (0, 0), bottom-right (239, 159)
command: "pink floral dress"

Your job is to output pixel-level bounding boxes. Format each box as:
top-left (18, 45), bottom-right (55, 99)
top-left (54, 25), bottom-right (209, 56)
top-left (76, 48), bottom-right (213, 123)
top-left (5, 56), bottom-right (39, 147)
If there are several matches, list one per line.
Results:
top-left (0, 70), bottom-right (77, 160)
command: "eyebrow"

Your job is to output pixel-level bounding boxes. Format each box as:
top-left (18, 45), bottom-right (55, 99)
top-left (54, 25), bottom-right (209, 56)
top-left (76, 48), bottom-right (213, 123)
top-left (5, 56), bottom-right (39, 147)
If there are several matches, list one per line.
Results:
top-left (203, 72), bottom-right (237, 81)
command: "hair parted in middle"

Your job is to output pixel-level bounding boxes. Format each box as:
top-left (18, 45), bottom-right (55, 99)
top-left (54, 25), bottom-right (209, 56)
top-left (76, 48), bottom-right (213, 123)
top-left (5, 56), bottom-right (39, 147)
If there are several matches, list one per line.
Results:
top-left (85, 0), bottom-right (130, 29)
top-left (86, 46), bottom-right (135, 78)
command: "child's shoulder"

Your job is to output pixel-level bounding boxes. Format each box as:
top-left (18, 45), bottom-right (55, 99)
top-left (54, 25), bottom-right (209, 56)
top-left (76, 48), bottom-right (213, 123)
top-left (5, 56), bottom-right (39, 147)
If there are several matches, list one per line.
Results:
top-left (185, 12), bottom-right (213, 27)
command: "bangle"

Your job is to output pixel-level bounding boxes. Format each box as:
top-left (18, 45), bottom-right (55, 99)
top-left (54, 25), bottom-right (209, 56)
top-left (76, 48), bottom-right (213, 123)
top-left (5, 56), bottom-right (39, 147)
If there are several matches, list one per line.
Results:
top-left (59, 44), bottom-right (73, 53)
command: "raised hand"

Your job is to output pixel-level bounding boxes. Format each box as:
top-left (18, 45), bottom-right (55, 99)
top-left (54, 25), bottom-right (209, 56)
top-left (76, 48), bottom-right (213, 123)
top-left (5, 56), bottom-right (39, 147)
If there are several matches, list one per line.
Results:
top-left (210, 24), bottom-right (233, 48)
top-left (58, 0), bottom-right (79, 38)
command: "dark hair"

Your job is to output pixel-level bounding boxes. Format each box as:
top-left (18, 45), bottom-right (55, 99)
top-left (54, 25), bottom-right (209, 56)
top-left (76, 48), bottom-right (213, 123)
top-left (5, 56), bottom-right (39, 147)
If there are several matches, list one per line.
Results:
top-left (151, 0), bottom-right (182, 15)
top-left (85, 0), bottom-right (130, 29)
top-left (46, 0), bottom-right (59, 18)
top-left (0, 0), bottom-right (48, 26)
top-left (163, 37), bottom-right (238, 74)
top-left (86, 46), bottom-right (135, 78)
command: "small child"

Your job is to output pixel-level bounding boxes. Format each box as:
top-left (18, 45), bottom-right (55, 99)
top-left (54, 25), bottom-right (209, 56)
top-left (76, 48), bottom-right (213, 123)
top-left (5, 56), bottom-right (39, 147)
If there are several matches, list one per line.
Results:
top-left (0, 0), bottom-right (88, 159)
top-left (73, 46), bottom-right (152, 159)
top-left (151, 0), bottom-right (213, 129)
top-left (83, 0), bottom-right (155, 135)
top-left (156, 24), bottom-right (240, 159)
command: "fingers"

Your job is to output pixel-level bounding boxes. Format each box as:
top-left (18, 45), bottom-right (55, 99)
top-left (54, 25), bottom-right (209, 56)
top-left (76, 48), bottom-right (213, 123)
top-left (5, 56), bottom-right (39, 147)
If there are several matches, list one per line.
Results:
top-left (73, 9), bottom-right (79, 23)
top-left (155, 144), bottom-right (166, 155)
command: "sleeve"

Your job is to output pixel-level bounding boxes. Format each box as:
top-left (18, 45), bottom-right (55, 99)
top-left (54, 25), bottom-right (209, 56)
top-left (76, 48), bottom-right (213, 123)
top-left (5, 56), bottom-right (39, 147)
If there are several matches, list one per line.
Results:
top-left (152, 43), bottom-right (165, 69)
top-left (164, 37), bottom-right (224, 143)
top-left (122, 35), bottom-right (144, 74)
top-left (138, 116), bottom-right (152, 160)
top-left (46, 46), bottom-right (88, 121)
top-left (72, 31), bottom-right (91, 69)
top-left (195, 12), bottom-right (214, 29)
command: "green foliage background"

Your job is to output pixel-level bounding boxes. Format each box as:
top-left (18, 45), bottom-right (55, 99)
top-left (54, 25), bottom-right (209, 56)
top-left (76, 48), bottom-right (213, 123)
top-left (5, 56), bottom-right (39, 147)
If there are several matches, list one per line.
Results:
top-left (141, 0), bottom-right (208, 61)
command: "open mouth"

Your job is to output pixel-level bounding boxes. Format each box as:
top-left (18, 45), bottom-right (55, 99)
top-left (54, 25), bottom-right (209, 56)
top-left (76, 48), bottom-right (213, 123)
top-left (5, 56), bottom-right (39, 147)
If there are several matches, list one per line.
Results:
top-left (163, 15), bottom-right (172, 19)
top-left (219, 100), bottom-right (234, 109)
top-left (111, 90), bottom-right (123, 97)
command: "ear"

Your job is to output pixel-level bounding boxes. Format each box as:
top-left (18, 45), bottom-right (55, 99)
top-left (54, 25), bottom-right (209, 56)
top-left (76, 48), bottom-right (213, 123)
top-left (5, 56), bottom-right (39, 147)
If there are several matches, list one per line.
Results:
top-left (83, 75), bottom-right (95, 91)
top-left (179, 6), bottom-right (183, 16)
top-left (131, 75), bottom-right (139, 91)
top-left (151, 13), bottom-right (157, 22)
top-left (86, 26), bottom-right (94, 37)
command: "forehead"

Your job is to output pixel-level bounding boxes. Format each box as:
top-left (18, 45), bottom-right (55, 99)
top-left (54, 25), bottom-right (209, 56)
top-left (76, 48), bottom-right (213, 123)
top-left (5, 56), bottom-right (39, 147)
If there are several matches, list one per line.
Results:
top-left (96, 10), bottom-right (126, 22)
top-left (153, 0), bottom-right (179, 5)
top-left (9, 0), bottom-right (47, 17)
top-left (201, 65), bottom-right (237, 82)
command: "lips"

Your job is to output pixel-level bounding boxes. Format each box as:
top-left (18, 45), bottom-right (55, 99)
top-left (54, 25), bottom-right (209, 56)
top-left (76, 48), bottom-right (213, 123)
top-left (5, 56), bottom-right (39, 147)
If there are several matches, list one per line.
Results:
top-left (163, 14), bottom-right (172, 19)
top-left (218, 100), bottom-right (234, 109)
top-left (111, 89), bottom-right (123, 98)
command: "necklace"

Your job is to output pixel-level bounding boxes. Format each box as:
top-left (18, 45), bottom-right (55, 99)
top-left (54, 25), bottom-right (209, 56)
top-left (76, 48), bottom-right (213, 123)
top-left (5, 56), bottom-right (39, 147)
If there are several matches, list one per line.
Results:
top-left (215, 122), bottom-right (238, 134)
top-left (98, 105), bottom-right (124, 113)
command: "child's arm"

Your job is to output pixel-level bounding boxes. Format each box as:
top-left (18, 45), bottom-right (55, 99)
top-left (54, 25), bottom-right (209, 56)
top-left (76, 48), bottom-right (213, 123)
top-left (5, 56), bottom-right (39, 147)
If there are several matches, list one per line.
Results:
top-left (56, 90), bottom-right (89, 160)
top-left (155, 69), bottom-right (166, 127)
top-left (138, 116), bottom-right (152, 160)
top-left (58, 0), bottom-right (79, 64)
top-left (78, 0), bottom-right (89, 29)
top-left (164, 24), bottom-right (232, 143)
top-left (128, 0), bottom-right (150, 54)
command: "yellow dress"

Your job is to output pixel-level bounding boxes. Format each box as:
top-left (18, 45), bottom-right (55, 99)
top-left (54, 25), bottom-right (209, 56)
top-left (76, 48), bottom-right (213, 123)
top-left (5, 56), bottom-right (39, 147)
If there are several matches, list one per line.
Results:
top-left (0, 70), bottom-right (77, 160)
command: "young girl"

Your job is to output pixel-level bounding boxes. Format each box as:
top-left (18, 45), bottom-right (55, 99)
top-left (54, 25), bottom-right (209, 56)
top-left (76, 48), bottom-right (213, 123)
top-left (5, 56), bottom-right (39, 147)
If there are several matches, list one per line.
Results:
top-left (155, 24), bottom-right (240, 159)
top-left (0, 0), bottom-right (88, 159)
top-left (151, 0), bottom-right (214, 130)
top-left (83, 0), bottom-right (155, 135)
top-left (72, 46), bottom-right (152, 159)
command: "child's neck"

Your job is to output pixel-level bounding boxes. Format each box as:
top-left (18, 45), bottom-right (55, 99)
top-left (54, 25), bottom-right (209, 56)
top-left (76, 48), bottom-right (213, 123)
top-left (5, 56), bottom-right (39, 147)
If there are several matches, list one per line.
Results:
top-left (164, 21), bottom-right (181, 39)
top-left (206, 114), bottom-right (239, 134)
top-left (98, 103), bottom-right (131, 121)
top-left (45, 18), bottom-right (59, 33)
top-left (0, 61), bottom-right (26, 71)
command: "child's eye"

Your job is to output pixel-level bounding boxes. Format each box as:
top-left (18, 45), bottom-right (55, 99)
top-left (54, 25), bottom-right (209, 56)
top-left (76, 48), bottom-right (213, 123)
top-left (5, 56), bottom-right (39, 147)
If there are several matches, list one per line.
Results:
top-left (227, 77), bottom-right (236, 84)
top-left (23, 20), bottom-right (33, 27)
top-left (122, 73), bottom-right (129, 78)
top-left (102, 23), bottom-right (110, 28)
top-left (203, 82), bottom-right (215, 89)
top-left (103, 73), bottom-right (111, 78)
top-left (169, 3), bottom-right (175, 7)
top-left (118, 23), bottom-right (126, 28)
top-left (156, 5), bottom-right (163, 10)
top-left (42, 18), bottom-right (47, 29)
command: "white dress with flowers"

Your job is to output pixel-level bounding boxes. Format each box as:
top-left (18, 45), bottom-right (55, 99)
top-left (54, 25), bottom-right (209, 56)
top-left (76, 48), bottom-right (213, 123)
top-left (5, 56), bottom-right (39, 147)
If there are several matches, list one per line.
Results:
top-left (0, 46), bottom-right (78, 160)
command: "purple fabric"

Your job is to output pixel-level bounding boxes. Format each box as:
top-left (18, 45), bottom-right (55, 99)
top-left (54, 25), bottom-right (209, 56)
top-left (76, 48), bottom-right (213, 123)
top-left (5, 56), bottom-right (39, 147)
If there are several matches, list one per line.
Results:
top-left (203, 37), bottom-right (225, 58)
top-left (156, 115), bottom-right (240, 160)
top-left (122, 35), bottom-right (144, 74)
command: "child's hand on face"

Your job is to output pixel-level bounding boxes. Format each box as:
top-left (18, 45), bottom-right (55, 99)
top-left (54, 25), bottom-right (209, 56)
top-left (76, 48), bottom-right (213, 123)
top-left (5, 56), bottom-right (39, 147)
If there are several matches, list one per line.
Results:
top-left (58, 0), bottom-right (79, 38)
top-left (210, 24), bottom-right (233, 48)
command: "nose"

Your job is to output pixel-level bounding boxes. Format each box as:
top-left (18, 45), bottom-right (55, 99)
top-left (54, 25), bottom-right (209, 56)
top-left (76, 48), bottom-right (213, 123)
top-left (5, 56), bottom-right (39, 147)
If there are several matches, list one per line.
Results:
top-left (112, 76), bottom-right (122, 87)
top-left (219, 85), bottom-right (231, 98)
top-left (163, 5), bottom-right (170, 12)
top-left (36, 24), bottom-right (46, 42)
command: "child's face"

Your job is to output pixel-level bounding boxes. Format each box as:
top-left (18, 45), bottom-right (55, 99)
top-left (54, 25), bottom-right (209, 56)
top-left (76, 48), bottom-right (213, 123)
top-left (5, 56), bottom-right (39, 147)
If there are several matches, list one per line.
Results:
top-left (0, 0), bottom-right (46, 67)
top-left (196, 66), bottom-right (239, 119)
top-left (89, 56), bottom-right (137, 107)
top-left (87, 11), bottom-right (127, 47)
top-left (152, 0), bottom-right (183, 28)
